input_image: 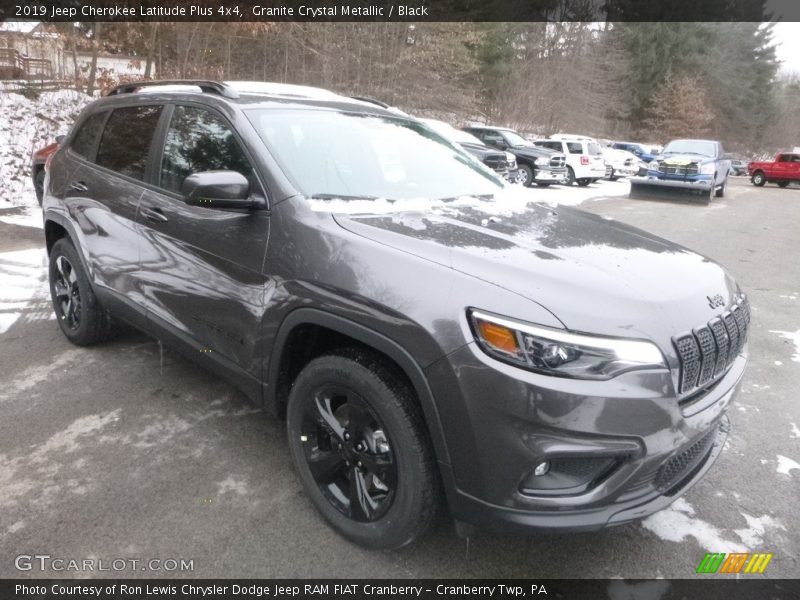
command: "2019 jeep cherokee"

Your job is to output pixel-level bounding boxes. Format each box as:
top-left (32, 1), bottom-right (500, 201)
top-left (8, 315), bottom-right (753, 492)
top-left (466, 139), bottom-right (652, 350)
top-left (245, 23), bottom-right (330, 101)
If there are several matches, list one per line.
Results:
top-left (42, 80), bottom-right (749, 549)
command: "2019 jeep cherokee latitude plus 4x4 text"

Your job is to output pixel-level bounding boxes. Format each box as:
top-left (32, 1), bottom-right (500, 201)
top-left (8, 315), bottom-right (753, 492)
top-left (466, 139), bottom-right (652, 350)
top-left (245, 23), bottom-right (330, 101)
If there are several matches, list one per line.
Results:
top-left (42, 80), bottom-right (749, 549)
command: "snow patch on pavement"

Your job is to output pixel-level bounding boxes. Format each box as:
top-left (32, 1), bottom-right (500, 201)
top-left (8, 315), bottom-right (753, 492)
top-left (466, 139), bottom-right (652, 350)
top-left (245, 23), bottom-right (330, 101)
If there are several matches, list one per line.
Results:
top-left (0, 246), bottom-right (49, 334)
top-left (776, 455), bottom-right (800, 476)
top-left (769, 328), bottom-right (800, 362)
top-left (790, 423), bottom-right (800, 439)
top-left (734, 513), bottom-right (785, 547)
top-left (641, 498), bottom-right (747, 553)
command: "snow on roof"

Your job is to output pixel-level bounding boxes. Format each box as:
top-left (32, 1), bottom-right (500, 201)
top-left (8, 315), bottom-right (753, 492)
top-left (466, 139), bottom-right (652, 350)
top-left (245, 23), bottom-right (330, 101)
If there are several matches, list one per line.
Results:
top-left (225, 81), bottom-right (343, 100)
top-left (0, 21), bottom-right (39, 34)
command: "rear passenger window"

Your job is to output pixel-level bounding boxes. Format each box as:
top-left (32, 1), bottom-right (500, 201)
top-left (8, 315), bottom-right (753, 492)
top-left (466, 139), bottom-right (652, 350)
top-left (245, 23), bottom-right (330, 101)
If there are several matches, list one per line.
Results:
top-left (160, 105), bottom-right (253, 193)
top-left (71, 112), bottom-right (106, 159)
top-left (96, 105), bottom-right (163, 180)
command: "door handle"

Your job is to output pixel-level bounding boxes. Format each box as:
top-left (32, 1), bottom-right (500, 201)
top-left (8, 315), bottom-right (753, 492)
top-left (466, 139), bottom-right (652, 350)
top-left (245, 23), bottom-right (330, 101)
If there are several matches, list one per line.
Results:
top-left (140, 205), bottom-right (168, 223)
top-left (69, 181), bottom-right (88, 193)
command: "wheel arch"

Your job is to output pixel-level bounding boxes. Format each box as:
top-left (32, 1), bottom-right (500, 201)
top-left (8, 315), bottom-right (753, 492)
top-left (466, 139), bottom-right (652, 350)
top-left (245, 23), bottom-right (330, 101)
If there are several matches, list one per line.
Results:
top-left (266, 308), bottom-right (451, 465)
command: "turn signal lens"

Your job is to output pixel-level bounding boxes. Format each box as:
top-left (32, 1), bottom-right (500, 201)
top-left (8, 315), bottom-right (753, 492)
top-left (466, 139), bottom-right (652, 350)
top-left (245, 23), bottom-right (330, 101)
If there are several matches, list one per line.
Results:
top-left (476, 320), bottom-right (520, 356)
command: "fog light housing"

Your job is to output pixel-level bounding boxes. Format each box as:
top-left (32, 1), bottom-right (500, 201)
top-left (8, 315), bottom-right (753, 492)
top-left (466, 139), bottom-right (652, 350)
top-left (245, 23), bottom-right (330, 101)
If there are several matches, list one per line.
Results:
top-left (520, 457), bottom-right (618, 496)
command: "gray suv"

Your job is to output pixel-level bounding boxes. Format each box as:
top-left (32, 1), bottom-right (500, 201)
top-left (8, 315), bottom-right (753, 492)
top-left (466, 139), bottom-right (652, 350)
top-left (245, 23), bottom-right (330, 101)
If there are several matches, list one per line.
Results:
top-left (42, 80), bottom-right (749, 549)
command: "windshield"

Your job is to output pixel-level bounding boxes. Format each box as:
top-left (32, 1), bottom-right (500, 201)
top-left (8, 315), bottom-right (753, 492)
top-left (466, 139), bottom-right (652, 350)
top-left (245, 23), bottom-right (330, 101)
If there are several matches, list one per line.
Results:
top-left (247, 109), bottom-right (504, 200)
top-left (500, 130), bottom-right (531, 146)
top-left (663, 140), bottom-right (716, 158)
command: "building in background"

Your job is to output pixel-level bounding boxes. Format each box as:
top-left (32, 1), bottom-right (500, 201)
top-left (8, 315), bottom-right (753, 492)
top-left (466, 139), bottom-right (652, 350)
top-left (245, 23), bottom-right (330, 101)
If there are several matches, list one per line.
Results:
top-left (0, 21), bottom-right (151, 81)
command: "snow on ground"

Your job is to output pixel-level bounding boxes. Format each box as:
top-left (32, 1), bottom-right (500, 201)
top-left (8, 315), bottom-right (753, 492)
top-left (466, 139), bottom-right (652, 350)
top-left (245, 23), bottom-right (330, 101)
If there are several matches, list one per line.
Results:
top-left (641, 497), bottom-right (785, 553)
top-left (768, 328), bottom-right (800, 362)
top-left (0, 247), bottom-right (50, 335)
top-left (0, 89), bottom-right (91, 207)
top-left (776, 454), bottom-right (800, 476)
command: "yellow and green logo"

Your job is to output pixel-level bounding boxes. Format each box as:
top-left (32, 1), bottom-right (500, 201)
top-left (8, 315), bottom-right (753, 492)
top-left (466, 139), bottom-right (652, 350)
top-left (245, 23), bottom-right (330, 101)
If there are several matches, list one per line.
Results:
top-left (696, 552), bottom-right (773, 574)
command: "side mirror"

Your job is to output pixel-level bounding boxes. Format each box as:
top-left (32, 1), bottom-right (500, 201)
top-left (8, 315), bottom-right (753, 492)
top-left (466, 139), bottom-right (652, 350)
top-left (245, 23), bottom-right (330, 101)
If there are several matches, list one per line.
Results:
top-left (182, 171), bottom-right (255, 209)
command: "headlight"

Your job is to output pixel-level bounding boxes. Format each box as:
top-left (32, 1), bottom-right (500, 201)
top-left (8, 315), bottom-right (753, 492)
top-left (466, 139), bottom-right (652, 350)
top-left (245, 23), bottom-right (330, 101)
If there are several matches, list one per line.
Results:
top-left (505, 151), bottom-right (516, 163)
top-left (535, 156), bottom-right (550, 166)
top-left (469, 310), bottom-right (666, 380)
top-left (648, 160), bottom-right (661, 171)
top-left (699, 162), bottom-right (715, 175)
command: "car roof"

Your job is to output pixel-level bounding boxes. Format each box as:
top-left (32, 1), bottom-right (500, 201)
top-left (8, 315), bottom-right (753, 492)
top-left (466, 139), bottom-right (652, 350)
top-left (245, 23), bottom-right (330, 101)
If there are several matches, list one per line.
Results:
top-left (97, 80), bottom-right (400, 117)
top-left (463, 125), bottom-right (515, 132)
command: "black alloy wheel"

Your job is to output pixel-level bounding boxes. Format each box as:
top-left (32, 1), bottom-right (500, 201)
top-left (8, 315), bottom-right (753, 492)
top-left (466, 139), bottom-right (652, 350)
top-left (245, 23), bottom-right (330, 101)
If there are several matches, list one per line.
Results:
top-left (48, 238), bottom-right (114, 345)
top-left (286, 351), bottom-right (439, 549)
top-left (53, 254), bottom-right (81, 331)
top-left (299, 384), bottom-right (397, 522)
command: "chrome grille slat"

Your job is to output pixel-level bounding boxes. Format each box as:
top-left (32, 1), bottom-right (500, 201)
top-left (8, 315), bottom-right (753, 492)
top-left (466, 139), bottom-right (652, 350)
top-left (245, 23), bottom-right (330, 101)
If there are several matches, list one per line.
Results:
top-left (709, 318), bottom-right (730, 377)
top-left (694, 327), bottom-right (716, 386)
top-left (673, 296), bottom-right (750, 396)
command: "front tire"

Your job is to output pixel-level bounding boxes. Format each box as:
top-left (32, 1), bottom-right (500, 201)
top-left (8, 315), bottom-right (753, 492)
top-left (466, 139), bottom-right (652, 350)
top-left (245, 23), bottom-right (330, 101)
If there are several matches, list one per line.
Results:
top-left (752, 171), bottom-right (766, 186)
top-left (565, 166), bottom-right (576, 186)
top-left (286, 350), bottom-right (439, 549)
top-left (715, 176), bottom-right (726, 198)
top-left (777, 181), bottom-right (789, 188)
top-left (48, 238), bottom-right (114, 345)
top-left (517, 164), bottom-right (534, 188)
top-left (577, 178), bottom-right (591, 187)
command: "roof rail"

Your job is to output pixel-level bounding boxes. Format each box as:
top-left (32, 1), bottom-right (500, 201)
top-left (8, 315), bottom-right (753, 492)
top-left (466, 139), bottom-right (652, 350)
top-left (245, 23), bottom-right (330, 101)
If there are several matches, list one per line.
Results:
top-left (350, 95), bottom-right (390, 109)
top-left (106, 80), bottom-right (239, 99)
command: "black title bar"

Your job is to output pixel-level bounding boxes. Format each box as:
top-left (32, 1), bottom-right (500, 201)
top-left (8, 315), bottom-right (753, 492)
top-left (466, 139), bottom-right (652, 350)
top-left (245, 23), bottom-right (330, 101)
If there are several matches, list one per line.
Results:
top-left (1, 0), bottom-right (798, 22)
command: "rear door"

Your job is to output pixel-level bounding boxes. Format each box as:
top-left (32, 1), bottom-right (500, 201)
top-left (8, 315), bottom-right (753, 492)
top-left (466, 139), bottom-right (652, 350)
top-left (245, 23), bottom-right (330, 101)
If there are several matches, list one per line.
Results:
top-left (63, 104), bottom-right (163, 326)
top-left (136, 103), bottom-right (271, 375)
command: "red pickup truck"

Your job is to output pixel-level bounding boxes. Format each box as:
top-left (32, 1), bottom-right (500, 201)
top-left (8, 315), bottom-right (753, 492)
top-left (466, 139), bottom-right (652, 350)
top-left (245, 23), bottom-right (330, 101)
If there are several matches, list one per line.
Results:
top-left (748, 152), bottom-right (800, 188)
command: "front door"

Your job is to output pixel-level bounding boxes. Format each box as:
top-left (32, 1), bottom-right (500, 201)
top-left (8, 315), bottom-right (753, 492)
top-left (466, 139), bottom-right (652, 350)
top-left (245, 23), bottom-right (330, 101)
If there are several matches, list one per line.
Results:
top-left (136, 104), bottom-right (271, 376)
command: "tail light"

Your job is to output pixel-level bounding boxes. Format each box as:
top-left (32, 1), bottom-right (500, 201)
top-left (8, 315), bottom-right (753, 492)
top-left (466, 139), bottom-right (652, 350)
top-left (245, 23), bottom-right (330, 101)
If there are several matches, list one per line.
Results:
top-left (580, 156), bottom-right (590, 165)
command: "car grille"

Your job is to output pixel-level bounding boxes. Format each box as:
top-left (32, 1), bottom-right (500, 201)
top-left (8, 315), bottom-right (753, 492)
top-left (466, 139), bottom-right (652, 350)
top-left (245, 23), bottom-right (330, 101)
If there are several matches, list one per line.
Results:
top-left (483, 154), bottom-right (509, 171)
top-left (673, 296), bottom-right (750, 395)
top-left (654, 427), bottom-right (718, 492)
top-left (657, 162), bottom-right (699, 176)
top-left (550, 155), bottom-right (566, 169)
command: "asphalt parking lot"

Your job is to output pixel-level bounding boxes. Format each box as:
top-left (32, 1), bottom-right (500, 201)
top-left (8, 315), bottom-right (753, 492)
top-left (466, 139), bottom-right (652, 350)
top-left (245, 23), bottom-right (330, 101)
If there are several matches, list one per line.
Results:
top-left (0, 177), bottom-right (798, 579)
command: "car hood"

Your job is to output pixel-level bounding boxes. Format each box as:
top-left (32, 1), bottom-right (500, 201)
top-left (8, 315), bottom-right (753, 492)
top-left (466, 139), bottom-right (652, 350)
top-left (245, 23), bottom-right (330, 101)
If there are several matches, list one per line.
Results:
top-left (659, 153), bottom-right (716, 165)
top-left (510, 145), bottom-right (554, 159)
top-left (325, 192), bottom-right (739, 344)
top-left (459, 142), bottom-right (504, 159)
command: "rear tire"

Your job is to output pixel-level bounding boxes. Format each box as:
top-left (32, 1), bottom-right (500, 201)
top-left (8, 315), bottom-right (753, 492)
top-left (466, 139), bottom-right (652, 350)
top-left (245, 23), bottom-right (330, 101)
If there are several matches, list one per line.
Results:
top-left (777, 181), bottom-right (789, 188)
top-left (536, 182), bottom-right (551, 187)
top-left (752, 171), bottom-right (766, 186)
top-left (286, 350), bottom-right (439, 549)
top-left (577, 178), bottom-right (591, 187)
top-left (48, 238), bottom-right (114, 345)
top-left (34, 168), bottom-right (45, 206)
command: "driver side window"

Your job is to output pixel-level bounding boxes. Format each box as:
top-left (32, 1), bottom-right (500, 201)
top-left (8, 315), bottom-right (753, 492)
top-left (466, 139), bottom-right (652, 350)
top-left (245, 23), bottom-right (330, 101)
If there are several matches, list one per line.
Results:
top-left (160, 105), bottom-right (254, 194)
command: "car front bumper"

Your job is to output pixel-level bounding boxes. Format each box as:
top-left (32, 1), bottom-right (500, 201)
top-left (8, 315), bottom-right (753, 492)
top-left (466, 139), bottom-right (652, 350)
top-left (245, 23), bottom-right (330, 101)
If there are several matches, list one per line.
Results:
top-left (534, 168), bottom-right (567, 183)
top-left (631, 174), bottom-right (714, 192)
top-left (426, 341), bottom-right (745, 533)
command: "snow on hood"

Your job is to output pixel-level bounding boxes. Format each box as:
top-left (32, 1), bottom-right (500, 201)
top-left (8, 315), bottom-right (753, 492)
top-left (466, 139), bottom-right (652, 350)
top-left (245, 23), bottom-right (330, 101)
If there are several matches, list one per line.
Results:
top-left (306, 182), bottom-right (630, 215)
